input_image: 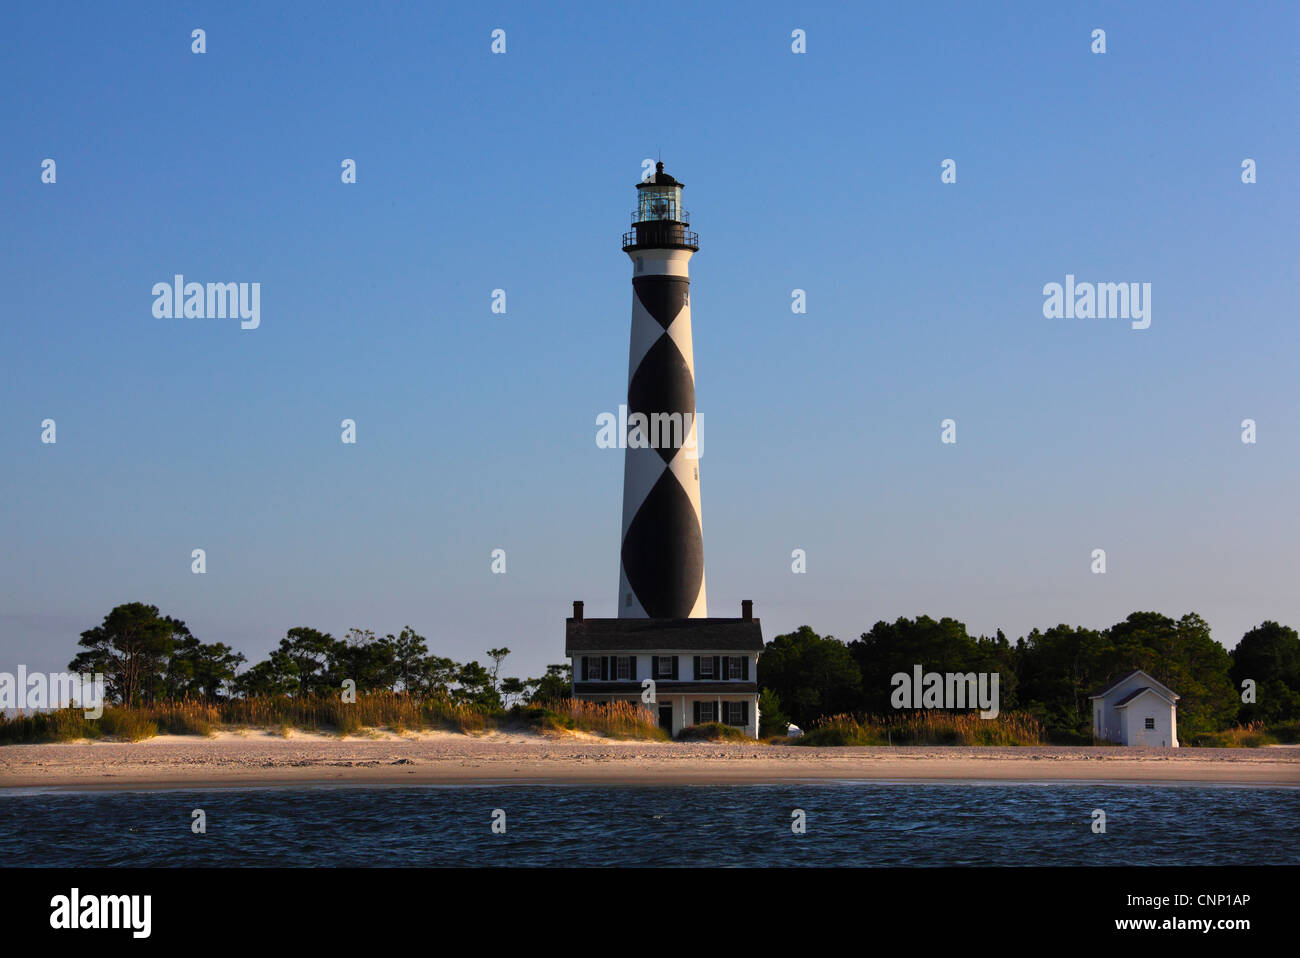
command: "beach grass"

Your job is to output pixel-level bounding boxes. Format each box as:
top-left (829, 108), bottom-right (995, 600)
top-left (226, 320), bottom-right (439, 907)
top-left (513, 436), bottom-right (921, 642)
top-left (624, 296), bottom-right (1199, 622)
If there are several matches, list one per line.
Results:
top-left (518, 699), bottom-right (669, 741)
top-left (794, 710), bottom-right (1046, 747)
top-left (5, 700), bottom-right (1294, 748)
top-left (0, 693), bottom-right (668, 743)
top-left (0, 707), bottom-right (101, 744)
top-left (1187, 722), bottom-right (1278, 748)
top-left (676, 722), bottom-right (753, 743)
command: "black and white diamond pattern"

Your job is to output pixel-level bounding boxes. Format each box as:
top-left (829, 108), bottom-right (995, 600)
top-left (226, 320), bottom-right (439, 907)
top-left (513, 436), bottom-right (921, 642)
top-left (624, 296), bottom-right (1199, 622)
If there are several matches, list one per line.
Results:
top-left (618, 271), bottom-right (707, 618)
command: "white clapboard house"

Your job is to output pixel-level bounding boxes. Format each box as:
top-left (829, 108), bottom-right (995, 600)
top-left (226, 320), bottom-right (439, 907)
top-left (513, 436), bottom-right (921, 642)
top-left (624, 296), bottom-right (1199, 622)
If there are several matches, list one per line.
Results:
top-left (565, 600), bottom-right (763, 738)
top-left (1089, 669), bottom-right (1179, 747)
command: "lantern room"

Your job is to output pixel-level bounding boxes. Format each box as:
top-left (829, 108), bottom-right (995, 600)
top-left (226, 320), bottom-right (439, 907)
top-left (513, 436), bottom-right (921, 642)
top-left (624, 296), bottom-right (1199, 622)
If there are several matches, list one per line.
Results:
top-left (623, 161), bottom-right (699, 251)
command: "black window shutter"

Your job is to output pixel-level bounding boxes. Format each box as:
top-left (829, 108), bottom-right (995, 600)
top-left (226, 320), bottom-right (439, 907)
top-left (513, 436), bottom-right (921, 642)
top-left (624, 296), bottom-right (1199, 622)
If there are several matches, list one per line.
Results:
top-left (693, 655), bottom-right (701, 679)
top-left (601, 656), bottom-right (609, 680)
top-left (581, 656), bottom-right (588, 680)
top-left (651, 655), bottom-right (659, 678)
top-left (742, 657), bottom-right (749, 680)
top-left (743, 701), bottom-right (750, 726)
top-left (693, 701), bottom-right (700, 725)
top-left (671, 656), bottom-right (678, 679)
top-left (713, 656), bottom-right (721, 680)
top-left (628, 656), bottom-right (636, 680)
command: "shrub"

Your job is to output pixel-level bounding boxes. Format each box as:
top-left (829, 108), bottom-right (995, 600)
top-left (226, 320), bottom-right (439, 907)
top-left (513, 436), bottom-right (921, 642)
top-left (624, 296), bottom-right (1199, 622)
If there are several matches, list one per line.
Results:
top-left (1187, 723), bottom-right (1277, 748)
top-left (97, 709), bottom-right (159, 742)
top-left (676, 722), bottom-right (751, 743)
top-left (757, 688), bottom-right (790, 738)
top-left (0, 693), bottom-right (672, 744)
top-left (1268, 720), bottom-right (1300, 744)
top-left (0, 708), bottom-right (101, 744)
top-left (517, 699), bottom-right (668, 740)
top-left (794, 711), bottom-right (1045, 747)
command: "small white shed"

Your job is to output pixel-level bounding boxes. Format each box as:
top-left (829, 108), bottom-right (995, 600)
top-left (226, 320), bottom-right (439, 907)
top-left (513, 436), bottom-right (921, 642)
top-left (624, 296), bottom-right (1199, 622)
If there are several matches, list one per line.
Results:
top-left (1089, 669), bottom-right (1179, 747)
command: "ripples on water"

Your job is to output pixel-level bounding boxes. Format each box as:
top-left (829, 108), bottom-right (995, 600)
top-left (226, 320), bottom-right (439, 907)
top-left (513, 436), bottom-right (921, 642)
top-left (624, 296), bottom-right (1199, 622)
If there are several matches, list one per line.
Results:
top-left (1, 783), bottom-right (1295, 867)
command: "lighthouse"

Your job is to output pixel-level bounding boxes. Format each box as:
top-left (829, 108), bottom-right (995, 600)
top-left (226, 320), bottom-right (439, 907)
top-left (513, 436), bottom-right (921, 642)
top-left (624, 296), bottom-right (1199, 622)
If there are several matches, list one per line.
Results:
top-left (617, 162), bottom-right (706, 619)
top-left (562, 162), bottom-right (764, 738)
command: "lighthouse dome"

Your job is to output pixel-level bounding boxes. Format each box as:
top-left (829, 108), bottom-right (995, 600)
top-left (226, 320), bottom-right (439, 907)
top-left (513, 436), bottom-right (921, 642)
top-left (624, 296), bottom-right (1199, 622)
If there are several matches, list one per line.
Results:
top-left (640, 161), bottom-right (682, 187)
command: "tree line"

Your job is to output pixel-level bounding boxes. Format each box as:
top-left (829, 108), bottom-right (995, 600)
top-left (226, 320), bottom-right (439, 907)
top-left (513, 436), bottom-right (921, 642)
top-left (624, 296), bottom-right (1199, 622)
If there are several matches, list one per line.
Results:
top-left (757, 612), bottom-right (1300, 741)
top-left (68, 602), bottom-right (571, 709)
top-left (65, 602), bottom-right (1300, 744)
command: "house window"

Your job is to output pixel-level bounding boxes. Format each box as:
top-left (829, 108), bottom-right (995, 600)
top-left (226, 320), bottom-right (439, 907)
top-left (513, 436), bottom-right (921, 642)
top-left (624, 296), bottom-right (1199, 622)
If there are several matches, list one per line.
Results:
top-left (698, 657), bottom-right (715, 679)
top-left (726, 702), bottom-right (745, 726)
top-left (698, 702), bottom-right (716, 723)
top-left (616, 656), bottom-right (631, 680)
top-left (1145, 717), bottom-right (1155, 730)
top-left (656, 657), bottom-right (672, 679)
top-left (727, 657), bottom-right (745, 679)
top-left (585, 658), bottom-right (602, 681)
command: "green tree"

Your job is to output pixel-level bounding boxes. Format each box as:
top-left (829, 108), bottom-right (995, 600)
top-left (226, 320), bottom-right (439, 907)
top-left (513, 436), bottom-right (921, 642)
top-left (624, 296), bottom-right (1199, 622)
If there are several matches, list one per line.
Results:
top-left (757, 687), bottom-right (790, 737)
top-left (414, 654), bottom-right (459, 694)
top-left (272, 627), bottom-right (336, 696)
top-left (69, 603), bottom-right (179, 706)
top-left (850, 616), bottom-right (1014, 715)
top-left (526, 664), bottom-right (572, 703)
top-left (1014, 624), bottom-right (1112, 741)
top-left (163, 633), bottom-right (245, 700)
top-left (233, 660), bottom-right (297, 697)
top-left (1230, 621), bottom-right (1300, 724)
top-left (499, 677), bottom-right (527, 707)
top-left (758, 626), bottom-right (861, 728)
top-left (389, 627), bottom-right (430, 693)
top-left (330, 628), bottom-right (398, 693)
top-left (152, 619), bottom-right (197, 700)
top-left (456, 661), bottom-right (501, 707)
top-left (486, 647), bottom-right (511, 699)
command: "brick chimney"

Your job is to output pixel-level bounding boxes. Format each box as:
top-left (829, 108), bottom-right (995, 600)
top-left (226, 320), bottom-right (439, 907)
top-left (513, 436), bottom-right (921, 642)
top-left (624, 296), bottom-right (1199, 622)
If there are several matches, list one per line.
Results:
top-left (741, 599), bottom-right (753, 621)
top-left (573, 600), bottom-right (584, 622)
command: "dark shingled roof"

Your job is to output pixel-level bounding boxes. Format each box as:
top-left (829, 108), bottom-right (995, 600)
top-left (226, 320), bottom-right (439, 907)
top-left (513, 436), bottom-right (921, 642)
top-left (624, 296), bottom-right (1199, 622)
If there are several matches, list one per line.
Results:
top-left (1089, 669), bottom-right (1143, 699)
top-left (1112, 687), bottom-right (1152, 708)
top-left (1089, 669), bottom-right (1179, 701)
top-left (637, 161), bottom-right (682, 188)
top-left (1113, 686), bottom-right (1176, 708)
top-left (566, 617), bottom-right (763, 654)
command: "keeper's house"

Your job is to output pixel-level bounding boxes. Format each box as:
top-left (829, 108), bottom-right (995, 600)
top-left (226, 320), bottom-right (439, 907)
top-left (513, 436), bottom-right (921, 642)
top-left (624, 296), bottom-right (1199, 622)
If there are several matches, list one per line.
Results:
top-left (565, 600), bottom-right (764, 739)
top-left (1089, 669), bottom-right (1180, 747)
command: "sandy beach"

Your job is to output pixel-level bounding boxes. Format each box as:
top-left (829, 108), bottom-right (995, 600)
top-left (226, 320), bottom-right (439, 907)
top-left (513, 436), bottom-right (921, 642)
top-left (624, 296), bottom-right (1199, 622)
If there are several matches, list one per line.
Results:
top-left (1, 730), bottom-right (1297, 791)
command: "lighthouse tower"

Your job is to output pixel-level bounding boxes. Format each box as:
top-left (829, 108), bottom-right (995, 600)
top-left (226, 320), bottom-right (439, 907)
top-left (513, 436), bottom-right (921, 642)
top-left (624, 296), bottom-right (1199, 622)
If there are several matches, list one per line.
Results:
top-left (617, 162), bottom-right (707, 619)
top-left (562, 161), bottom-right (763, 738)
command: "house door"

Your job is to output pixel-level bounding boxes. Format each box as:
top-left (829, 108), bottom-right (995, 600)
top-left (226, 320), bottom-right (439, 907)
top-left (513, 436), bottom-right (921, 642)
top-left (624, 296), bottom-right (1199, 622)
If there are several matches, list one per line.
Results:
top-left (658, 705), bottom-right (673, 734)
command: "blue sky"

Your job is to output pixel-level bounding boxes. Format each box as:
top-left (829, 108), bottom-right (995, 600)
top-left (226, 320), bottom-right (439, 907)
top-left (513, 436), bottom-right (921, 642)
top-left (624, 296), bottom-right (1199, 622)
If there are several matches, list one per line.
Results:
top-left (1, 1), bottom-right (1297, 681)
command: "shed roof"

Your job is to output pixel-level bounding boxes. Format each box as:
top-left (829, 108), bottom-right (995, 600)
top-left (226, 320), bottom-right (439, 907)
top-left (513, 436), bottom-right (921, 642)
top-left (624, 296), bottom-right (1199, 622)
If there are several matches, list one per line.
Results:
top-left (1113, 686), bottom-right (1177, 709)
top-left (1088, 668), bottom-right (1179, 701)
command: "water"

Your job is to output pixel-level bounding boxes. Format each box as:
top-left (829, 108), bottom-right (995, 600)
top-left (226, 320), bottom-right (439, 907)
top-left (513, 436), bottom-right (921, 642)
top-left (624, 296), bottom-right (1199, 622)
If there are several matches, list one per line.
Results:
top-left (1, 783), bottom-right (1295, 867)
